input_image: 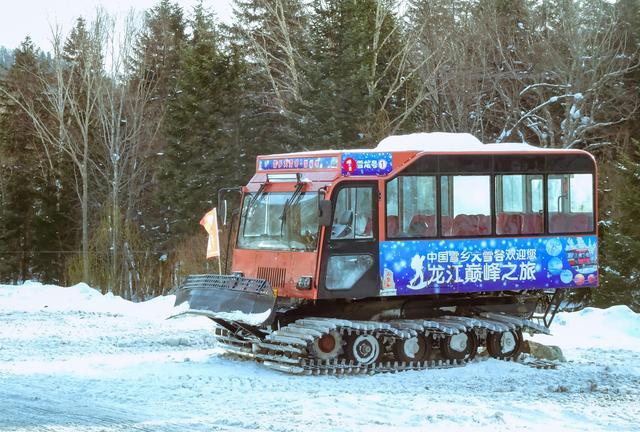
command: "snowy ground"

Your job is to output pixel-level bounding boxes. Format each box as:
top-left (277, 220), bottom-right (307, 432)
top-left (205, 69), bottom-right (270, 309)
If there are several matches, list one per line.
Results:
top-left (0, 283), bottom-right (638, 432)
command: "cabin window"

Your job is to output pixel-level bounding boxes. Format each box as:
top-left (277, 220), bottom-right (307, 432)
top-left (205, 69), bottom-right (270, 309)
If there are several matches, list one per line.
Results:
top-left (331, 187), bottom-right (373, 240)
top-left (325, 254), bottom-right (374, 290)
top-left (495, 174), bottom-right (544, 235)
top-left (548, 173), bottom-right (594, 233)
top-left (386, 176), bottom-right (437, 238)
top-left (441, 175), bottom-right (492, 237)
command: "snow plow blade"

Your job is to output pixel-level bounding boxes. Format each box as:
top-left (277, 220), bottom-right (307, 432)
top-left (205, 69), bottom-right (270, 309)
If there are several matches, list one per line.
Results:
top-left (172, 274), bottom-right (276, 327)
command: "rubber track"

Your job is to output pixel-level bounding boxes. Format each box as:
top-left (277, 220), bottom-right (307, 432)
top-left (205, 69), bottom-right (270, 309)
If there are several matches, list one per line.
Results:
top-left (214, 314), bottom-right (552, 375)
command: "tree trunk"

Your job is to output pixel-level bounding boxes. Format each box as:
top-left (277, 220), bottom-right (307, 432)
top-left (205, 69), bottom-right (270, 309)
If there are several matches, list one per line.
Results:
top-left (81, 152), bottom-right (89, 283)
top-left (111, 163), bottom-right (119, 295)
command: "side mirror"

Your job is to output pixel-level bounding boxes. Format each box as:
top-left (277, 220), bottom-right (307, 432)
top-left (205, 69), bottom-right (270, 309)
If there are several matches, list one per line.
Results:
top-left (318, 200), bottom-right (333, 227)
top-left (220, 199), bottom-right (228, 226)
top-left (217, 186), bottom-right (242, 227)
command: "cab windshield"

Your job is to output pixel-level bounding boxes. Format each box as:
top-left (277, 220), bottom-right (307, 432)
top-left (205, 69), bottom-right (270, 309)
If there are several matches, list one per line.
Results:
top-left (238, 191), bottom-right (319, 251)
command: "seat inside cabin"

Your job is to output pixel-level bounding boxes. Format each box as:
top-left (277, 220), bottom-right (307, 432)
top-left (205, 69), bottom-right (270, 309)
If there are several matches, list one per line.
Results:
top-left (549, 212), bottom-right (593, 233)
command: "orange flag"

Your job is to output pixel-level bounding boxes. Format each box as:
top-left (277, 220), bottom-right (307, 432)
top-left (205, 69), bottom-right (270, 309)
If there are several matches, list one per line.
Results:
top-left (199, 208), bottom-right (220, 259)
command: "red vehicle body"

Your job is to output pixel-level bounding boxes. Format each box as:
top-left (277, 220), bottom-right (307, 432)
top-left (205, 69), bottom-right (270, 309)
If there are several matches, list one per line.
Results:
top-left (229, 133), bottom-right (597, 301)
top-left (174, 133), bottom-right (599, 372)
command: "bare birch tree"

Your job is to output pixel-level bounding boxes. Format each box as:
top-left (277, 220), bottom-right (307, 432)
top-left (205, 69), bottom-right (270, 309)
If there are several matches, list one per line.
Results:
top-left (402, 1), bottom-right (477, 137)
top-left (239, 0), bottom-right (308, 116)
top-left (94, 12), bottom-right (161, 297)
top-left (493, 1), bottom-right (639, 148)
top-left (367, 1), bottom-right (452, 139)
top-left (0, 15), bottom-right (109, 282)
top-left (65, 16), bottom-right (107, 282)
top-left (243, 0), bottom-right (452, 141)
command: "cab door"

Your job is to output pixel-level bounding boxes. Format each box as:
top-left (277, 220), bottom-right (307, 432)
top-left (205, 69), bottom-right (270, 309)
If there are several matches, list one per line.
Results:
top-left (318, 182), bottom-right (380, 299)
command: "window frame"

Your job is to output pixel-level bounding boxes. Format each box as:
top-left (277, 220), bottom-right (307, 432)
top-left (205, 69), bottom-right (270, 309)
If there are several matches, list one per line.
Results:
top-left (494, 173), bottom-right (545, 236)
top-left (440, 174), bottom-right (494, 237)
top-left (330, 185), bottom-right (374, 241)
top-left (385, 174), bottom-right (438, 239)
top-left (236, 190), bottom-right (321, 251)
top-left (546, 172), bottom-right (595, 234)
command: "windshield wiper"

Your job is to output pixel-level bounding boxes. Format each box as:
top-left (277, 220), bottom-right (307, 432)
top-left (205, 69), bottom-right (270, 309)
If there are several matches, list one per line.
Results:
top-left (244, 182), bottom-right (267, 216)
top-left (280, 182), bottom-right (305, 233)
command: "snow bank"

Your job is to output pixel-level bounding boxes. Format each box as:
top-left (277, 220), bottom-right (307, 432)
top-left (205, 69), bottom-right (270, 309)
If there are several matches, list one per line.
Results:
top-left (1, 282), bottom-right (639, 351)
top-left (534, 305), bottom-right (640, 351)
top-left (0, 282), bottom-right (638, 431)
top-left (0, 281), bottom-right (176, 320)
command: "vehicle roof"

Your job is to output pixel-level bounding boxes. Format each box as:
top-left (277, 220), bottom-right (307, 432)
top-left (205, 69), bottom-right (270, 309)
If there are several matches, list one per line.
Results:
top-left (249, 133), bottom-right (595, 189)
top-left (374, 133), bottom-right (569, 153)
top-left (261, 132), bottom-right (586, 158)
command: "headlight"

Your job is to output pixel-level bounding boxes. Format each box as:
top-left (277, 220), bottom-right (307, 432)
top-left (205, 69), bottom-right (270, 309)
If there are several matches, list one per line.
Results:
top-left (296, 276), bottom-right (312, 290)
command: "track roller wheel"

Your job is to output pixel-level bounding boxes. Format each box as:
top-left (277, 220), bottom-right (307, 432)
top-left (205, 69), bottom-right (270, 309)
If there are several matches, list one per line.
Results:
top-left (394, 334), bottom-right (431, 363)
top-left (441, 330), bottom-right (478, 361)
top-left (344, 333), bottom-right (381, 365)
top-left (309, 330), bottom-right (343, 360)
top-left (486, 329), bottom-right (523, 359)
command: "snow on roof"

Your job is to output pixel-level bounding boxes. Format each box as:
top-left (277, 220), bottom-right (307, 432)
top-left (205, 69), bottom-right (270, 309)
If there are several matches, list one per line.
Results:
top-left (375, 132), bottom-right (544, 153)
top-left (261, 132), bottom-right (580, 159)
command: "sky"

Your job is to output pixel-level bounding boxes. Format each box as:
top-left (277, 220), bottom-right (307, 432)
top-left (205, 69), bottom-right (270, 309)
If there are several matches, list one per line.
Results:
top-left (0, 0), bottom-right (234, 51)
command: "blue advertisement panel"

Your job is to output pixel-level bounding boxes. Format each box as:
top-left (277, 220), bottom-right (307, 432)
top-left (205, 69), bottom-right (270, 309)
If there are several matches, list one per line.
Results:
top-left (259, 156), bottom-right (338, 171)
top-left (341, 152), bottom-right (393, 176)
top-left (379, 236), bottom-right (597, 296)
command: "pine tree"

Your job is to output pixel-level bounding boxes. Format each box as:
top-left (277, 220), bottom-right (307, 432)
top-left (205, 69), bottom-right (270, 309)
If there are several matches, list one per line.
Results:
top-left (127, 0), bottom-right (187, 246)
top-left (595, 0), bottom-right (640, 310)
top-left (130, 0), bottom-right (186, 103)
top-left (0, 38), bottom-right (73, 282)
top-left (229, 0), bottom-right (309, 155)
top-left (160, 2), bottom-right (244, 239)
top-left (307, 0), bottom-right (404, 147)
top-left (597, 141), bottom-right (640, 310)
top-left (0, 46), bottom-right (15, 72)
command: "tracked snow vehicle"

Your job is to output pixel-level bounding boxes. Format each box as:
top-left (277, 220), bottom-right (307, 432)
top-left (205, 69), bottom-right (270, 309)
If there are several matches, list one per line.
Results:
top-left (174, 132), bottom-right (598, 374)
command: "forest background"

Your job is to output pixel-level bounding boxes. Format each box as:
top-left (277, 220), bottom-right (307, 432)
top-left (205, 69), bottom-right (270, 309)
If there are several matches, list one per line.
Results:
top-left (0, 0), bottom-right (638, 310)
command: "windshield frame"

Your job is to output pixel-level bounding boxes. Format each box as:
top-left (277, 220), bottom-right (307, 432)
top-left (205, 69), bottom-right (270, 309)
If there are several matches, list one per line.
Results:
top-left (237, 190), bottom-right (320, 252)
